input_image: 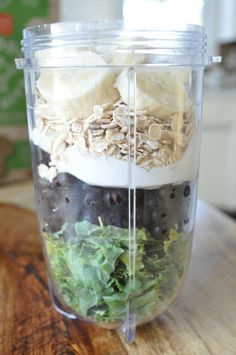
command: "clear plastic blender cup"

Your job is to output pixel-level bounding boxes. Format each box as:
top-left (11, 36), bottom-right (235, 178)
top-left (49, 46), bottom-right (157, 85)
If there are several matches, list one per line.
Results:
top-left (16, 21), bottom-right (220, 343)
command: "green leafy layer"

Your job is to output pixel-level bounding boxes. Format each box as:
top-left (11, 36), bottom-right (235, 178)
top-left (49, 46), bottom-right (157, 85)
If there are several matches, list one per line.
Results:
top-left (44, 221), bottom-right (188, 323)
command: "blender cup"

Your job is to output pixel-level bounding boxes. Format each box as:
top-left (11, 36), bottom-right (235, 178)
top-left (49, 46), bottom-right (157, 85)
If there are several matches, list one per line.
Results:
top-left (16, 21), bottom-right (220, 343)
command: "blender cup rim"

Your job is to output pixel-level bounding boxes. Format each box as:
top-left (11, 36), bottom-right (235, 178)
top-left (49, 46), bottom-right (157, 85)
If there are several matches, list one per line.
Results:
top-left (15, 20), bottom-right (221, 69)
top-left (22, 21), bottom-right (206, 38)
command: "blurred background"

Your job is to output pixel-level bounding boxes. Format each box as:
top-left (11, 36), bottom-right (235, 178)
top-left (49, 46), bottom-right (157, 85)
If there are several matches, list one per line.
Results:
top-left (0, 0), bottom-right (236, 215)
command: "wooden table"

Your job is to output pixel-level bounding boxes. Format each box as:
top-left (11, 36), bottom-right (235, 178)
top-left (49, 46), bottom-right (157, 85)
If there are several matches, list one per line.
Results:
top-left (0, 182), bottom-right (236, 354)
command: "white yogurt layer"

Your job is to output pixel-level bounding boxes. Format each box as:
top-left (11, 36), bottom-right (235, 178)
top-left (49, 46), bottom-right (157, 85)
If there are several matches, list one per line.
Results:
top-left (31, 128), bottom-right (197, 188)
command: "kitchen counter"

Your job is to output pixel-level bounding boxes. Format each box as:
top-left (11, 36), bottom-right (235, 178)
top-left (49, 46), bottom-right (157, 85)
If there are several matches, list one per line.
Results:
top-left (0, 179), bottom-right (35, 210)
top-left (0, 182), bottom-right (236, 354)
top-left (200, 88), bottom-right (236, 210)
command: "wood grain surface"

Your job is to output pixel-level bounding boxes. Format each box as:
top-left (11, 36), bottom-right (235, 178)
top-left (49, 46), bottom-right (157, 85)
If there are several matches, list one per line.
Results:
top-left (0, 201), bottom-right (236, 355)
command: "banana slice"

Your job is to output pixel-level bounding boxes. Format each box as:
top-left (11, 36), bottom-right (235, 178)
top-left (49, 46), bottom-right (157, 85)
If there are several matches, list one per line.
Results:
top-left (31, 127), bottom-right (57, 153)
top-left (36, 50), bottom-right (119, 119)
top-left (107, 50), bottom-right (145, 66)
top-left (115, 68), bottom-right (190, 119)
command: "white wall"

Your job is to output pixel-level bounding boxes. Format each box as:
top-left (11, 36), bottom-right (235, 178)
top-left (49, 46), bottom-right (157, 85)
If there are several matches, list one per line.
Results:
top-left (199, 89), bottom-right (236, 210)
top-left (60, 0), bottom-right (123, 21)
top-left (203, 0), bottom-right (236, 55)
top-left (123, 0), bottom-right (203, 26)
top-left (59, 0), bottom-right (236, 48)
top-left (218, 0), bottom-right (236, 42)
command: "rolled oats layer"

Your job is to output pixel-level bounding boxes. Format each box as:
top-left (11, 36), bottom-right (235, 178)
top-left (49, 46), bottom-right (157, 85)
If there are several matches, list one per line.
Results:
top-left (35, 100), bottom-right (194, 173)
top-left (32, 61), bottom-right (196, 186)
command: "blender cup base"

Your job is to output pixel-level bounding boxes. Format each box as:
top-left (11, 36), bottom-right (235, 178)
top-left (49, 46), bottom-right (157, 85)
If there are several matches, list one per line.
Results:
top-left (51, 282), bottom-right (137, 342)
top-left (50, 288), bottom-right (77, 320)
top-left (49, 285), bottom-right (124, 330)
top-left (121, 313), bottom-right (136, 344)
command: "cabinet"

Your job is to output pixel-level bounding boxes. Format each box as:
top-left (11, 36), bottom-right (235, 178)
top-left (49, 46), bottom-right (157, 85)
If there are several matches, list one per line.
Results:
top-left (199, 89), bottom-right (236, 210)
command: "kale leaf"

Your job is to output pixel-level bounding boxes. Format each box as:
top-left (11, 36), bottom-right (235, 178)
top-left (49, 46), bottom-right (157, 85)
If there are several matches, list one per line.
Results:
top-left (44, 220), bottom-right (188, 322)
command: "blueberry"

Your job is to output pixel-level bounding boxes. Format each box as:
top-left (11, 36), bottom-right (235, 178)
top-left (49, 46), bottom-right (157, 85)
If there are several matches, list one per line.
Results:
top-left (109, 192), bottom-right (122, 205)
top-left (184, 217), bottom-right (189, 225)
top-left (84, 191), bottom-right (100, 207)
top-left (151, 211), bottom-right (159, 219)
top-left (136, 190), bottom-right (145, 204)
top-left (184, 185), bottom-right (191, 197)
top-left (82, 209), bottom-right (98, 225)
top-left (170, 192), bottom-right (175, 199)
top-left (104, 191), bottom-right (126, 207)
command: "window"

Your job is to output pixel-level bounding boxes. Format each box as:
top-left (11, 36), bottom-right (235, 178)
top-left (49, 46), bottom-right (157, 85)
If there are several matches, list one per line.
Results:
top-left (123, 0), bottom-right (203, 26)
